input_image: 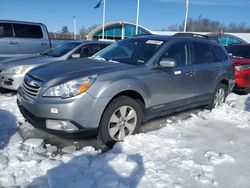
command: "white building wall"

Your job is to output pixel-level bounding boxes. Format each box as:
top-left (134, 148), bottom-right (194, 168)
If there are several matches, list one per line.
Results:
top-left (151, 31), bottom-right (250, 43)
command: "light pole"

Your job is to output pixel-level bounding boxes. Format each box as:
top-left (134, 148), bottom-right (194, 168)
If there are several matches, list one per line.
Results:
top-left (73, 16), bottom-right (77, 40)
top-left (136, 0), bottom-right (140, 35)
top-left (102, 0), bottom-right (106, 40)
top-left (184, 0), bottom-right (189, 32)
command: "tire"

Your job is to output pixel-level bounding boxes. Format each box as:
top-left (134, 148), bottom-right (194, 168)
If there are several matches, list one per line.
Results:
top-left (205, 83), bottom-right (228, 110)
top-left (98, 96), bottom-right (143, 147)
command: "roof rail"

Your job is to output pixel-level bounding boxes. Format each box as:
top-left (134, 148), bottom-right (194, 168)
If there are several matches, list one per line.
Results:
top-left (172, 33), bottom-right (221, 44)
top-left (173, 33), bottom-right (209, 39)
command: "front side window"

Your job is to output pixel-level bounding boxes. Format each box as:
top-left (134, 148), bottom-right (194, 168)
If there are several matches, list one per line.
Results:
top-left (191, 42), bottom-right (212, 64)
top-left (93, 38), bottom-right (164, 64)
top-left (43, 42), bottom-right (81, 57)
top-left (0, 23), bottom-right (13, 37)
top-left (162, 42), bottom-right (189, 67)
top-left (227, 45), bottom-right (250, 58)
top-left (13, 24), bottom-right (43, 38)
top-left (78, 44), bottom-right (101, 57)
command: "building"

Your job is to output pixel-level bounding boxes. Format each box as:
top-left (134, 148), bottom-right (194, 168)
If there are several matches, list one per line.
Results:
top-left (86, 21), bottom-right (152, 40)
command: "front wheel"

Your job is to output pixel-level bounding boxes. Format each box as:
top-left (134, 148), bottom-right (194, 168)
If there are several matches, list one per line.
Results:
top-left (206, 83), bottom-right (227, 110)
top-left (98, 96), bottom-right (143, 147)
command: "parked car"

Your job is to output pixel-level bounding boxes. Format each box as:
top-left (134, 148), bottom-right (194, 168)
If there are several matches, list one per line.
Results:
top-left (227, 43), bottom-right (250, 93)
top-left (0, 40), bottom-right (111, 90)
top-left (17, 33), bottom-right (235, 146)
top-left (0, 20), bottom-right (52, 61)
top-left (207, 33), bottom-right (246, 47)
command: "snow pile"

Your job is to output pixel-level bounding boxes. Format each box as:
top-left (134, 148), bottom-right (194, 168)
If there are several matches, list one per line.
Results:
top-left (0, 93), bottom-right (250, 187)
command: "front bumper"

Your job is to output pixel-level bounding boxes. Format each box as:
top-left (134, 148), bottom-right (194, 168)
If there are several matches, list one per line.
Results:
top-left (17, 100), bottom-right (98, 137)
top-left (0, 73), bottom-right (24, 90)
top-left (17, 87), bottom-right (111, 137)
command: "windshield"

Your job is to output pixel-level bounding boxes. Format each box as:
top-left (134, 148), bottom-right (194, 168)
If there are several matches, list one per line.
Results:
top-left (227, 45), bottom-right (250, 58)
top-left (93, 38), bottom-right (164, 64)
top-left (42, 42), bottom-right (81, 57)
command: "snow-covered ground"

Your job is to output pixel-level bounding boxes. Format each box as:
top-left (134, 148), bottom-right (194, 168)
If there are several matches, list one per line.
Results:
top-left (0, 92), bottom-right (250, 188)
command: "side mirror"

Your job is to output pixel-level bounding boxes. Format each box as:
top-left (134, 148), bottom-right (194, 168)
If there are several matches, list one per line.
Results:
top-left (71, 53), bottom-right (81, 59)
top-left (159, 58), bottom-right (176, 68)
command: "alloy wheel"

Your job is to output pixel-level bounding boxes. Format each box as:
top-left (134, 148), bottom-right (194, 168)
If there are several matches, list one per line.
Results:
top-left (108, 105), bottom-right (137, 141)
top-left (214, 88), bottom-right (225, 107)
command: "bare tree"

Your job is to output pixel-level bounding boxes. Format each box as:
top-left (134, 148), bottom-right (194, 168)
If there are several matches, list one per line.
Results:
top-left (167, 16), bottom-right (250, 33)
top-left (61, 26), bottom-right (69, 34)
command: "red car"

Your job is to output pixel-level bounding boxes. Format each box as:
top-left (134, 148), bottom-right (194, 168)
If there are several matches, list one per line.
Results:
top-left (227, 44), bottom-right (250, 93)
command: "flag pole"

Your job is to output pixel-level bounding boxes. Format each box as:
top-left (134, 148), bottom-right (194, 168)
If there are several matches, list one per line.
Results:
top-left (184, 0), bottom-right (189, 32)
top-left (102, 0), bottom-right (106, 39)
top-left (136, 0), bottom-right (140, 35)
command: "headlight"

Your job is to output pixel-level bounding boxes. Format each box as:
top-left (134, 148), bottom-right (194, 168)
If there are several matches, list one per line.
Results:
top-left (235, 64), bottom-right (250, 71)
top-left (1, 65), bottom-right (30, 74)
top-left (43, 75), bottom-right (97, 98)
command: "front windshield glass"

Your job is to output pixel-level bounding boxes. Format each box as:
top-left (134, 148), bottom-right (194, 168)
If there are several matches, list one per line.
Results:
top-left (43, 42), bottom-right (81, 57)
top-left (93, 38), bottom-right (165, 64)
top-left (227, 45), bottom-right (250, 58)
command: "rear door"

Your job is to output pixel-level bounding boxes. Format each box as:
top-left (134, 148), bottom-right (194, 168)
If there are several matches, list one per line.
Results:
top-left (191, 41), bottom-right (221, 97)
top-left (151, 41), bottom-right (197, 109)
top-left (13, 23), bottom-right (49, 54)
top-left (0, 22), bottom-right (20, 59)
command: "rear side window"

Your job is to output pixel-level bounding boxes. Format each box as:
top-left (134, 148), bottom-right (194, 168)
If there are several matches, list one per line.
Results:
top-left (0, 23), bottom-right (13, 37)
top-left (212, 45), bottom-right (228, 62)
top-left (13, 24), bottom-right (43, 38)
top-left (191, 42), bottom-right (212, 64)
top-left (162, 42), bottom-right (189, 67)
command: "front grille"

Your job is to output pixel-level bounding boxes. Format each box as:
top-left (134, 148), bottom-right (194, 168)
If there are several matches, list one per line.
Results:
top-left (22, 75), bottom-right (43, 98)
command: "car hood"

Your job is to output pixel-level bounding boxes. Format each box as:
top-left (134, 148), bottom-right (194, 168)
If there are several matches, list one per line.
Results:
top-left (28, 58), bottom-right (136, 85)
top-left (0, 55), bottom-right (56, 70)
top-left (232, 57), bottom-right (250, 65)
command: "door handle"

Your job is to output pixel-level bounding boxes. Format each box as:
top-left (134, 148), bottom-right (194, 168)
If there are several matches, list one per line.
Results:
top-left (40, 42), bottom-right (48, 45)
top-left (185, 71), bottom-right (194, 77)
top-left (9, 41), bottom-right (18, 45)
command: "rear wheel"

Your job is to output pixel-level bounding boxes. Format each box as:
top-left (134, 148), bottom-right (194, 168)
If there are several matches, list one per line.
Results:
top-left (206, 83), bottom-right (227, 110)
top-left (98, 96), bottom-right (143, 147)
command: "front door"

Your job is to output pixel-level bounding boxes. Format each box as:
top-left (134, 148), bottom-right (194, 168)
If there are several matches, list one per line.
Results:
top-left (151, 41), bottom-right (196, 111)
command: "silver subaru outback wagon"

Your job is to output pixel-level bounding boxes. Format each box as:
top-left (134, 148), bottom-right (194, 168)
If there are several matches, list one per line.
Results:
top-left (17, 33), bottom-right (235, 146)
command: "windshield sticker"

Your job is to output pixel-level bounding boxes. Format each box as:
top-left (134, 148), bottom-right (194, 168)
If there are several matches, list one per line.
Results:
top-left (146, 40), bottom-right (163, 45)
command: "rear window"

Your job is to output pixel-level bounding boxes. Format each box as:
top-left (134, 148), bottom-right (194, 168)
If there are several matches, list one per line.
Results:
top-left (0, 23), bottom-right (13, 37)
top-left (191, 42), bottom-right (212, 64)
top-left (227, 45), bottom-right (250, 58)
top-left (211, 45), bottom-right (228, 62)
top-left (13, 24), bottom-right (43, 38)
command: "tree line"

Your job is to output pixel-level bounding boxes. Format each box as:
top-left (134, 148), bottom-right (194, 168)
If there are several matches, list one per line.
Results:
top-left (167, 16), bottom-right (250, 33)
